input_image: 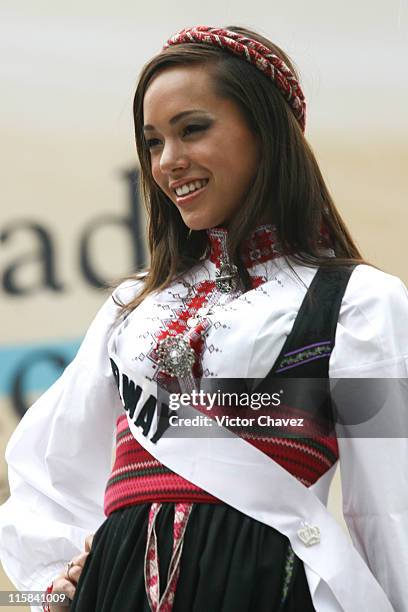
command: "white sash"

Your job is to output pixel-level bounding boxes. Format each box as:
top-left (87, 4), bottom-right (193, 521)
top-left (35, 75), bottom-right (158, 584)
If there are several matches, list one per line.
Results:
top-left (113, 354), bottom-right (394, 612)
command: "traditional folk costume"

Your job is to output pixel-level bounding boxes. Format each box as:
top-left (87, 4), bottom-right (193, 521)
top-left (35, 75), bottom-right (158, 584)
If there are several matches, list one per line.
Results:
top-left (0, 223), bottom-right (407, 611)
top-left (1, 26), bottom-right (408, 612)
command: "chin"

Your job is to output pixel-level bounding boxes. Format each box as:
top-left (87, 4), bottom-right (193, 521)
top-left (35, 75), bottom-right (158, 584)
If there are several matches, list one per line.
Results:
top-left (182, 214), bottom-right (227, 232)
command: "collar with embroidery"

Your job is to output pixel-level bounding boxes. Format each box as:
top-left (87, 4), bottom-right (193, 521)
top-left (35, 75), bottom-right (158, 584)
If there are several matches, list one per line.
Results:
top-left (205, 223), bottom-right (282, 270)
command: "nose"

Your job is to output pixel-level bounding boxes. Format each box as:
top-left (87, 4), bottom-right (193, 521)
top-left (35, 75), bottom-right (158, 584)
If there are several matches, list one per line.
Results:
top-left (159, 140), bottom-right (189, 175)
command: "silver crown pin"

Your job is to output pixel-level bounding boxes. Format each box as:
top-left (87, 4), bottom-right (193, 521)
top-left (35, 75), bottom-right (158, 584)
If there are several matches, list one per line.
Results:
top-left (297, 521), bottom-right (321, 547)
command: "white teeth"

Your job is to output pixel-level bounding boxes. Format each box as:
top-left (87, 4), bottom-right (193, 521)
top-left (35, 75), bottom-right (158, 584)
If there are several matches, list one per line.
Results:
top-left (175, 179), bottom-right (208, 197)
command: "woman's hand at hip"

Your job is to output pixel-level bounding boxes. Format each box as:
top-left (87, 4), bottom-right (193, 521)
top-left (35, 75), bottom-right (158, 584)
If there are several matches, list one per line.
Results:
top-left (48, 533), bottom-right (94, 612)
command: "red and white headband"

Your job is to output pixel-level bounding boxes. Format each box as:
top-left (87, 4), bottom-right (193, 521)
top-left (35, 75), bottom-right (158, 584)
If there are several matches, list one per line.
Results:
top-left (163, 25), bottom-right (306, 132)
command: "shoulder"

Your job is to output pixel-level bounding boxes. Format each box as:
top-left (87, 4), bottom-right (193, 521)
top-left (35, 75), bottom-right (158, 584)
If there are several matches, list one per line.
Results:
top-left (111, 274), bottom-right (147, 306)
top-left (78, 275), bottom-right (148, 350)
top-left (342, 264), bottom-right (408, 324)
top-left (346, 263), bottom-right (407, 300)
top-left (330, 264), bottom-right (408, 374)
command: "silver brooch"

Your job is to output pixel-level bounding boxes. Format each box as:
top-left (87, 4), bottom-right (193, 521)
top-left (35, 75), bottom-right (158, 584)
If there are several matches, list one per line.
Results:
top-left (215, 259), bottom-right (239, 293)
top-left (156, 334), bottom-right (196, 377)
top-left (297, 522), bottom-right (321, 547)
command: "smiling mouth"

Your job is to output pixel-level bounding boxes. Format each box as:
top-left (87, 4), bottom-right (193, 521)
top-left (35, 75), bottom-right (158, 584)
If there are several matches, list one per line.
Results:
top-left (173, 179), bottom-right (209, 203)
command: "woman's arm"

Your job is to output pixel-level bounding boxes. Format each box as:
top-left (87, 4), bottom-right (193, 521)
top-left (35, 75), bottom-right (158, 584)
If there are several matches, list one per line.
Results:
top-left (330, 265), bottom-right (408, 612)
top-left (0, 280), bottom-right (141, 610)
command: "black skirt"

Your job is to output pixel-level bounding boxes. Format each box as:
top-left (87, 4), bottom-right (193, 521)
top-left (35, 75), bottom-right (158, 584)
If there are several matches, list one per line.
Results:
top-left (70, 502), bottom-right (316, 612)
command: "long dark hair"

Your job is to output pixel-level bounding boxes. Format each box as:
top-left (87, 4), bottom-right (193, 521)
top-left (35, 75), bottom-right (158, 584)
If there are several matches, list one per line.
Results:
top-left (114, 25), bottom-right (366, 313)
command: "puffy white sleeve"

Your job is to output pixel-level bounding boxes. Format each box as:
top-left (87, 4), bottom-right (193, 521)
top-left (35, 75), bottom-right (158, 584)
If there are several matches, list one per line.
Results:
top-left (330, 265), bottom-right (408, 612)
top-left (0, 280), bottom-right (142, 605)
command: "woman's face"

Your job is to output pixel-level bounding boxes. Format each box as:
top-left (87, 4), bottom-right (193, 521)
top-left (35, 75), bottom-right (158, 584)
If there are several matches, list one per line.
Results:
top-left (142, 64), bottom-right (260, 230)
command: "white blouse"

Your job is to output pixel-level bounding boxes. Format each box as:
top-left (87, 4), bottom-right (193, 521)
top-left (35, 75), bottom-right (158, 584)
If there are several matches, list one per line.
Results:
top-left (0, 256), bottom-right (407, 612)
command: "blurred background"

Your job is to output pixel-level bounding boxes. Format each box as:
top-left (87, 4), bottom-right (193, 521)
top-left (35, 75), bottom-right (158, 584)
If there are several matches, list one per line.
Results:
top-left (1, 0), bottom-right (407, 606)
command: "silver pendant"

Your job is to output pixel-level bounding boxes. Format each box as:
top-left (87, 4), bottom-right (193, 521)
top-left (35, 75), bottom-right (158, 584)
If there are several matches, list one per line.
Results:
top-left (156, 334), bottom-right (196, 377)
top-left (215, 259), bottom-right (239, 293)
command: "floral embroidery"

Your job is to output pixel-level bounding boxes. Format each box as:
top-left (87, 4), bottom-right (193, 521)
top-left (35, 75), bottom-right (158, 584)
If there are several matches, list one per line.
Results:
top-left (276, 341), bottom-right (332, 372)
top-left (280, 543), bottom-right (296, 606)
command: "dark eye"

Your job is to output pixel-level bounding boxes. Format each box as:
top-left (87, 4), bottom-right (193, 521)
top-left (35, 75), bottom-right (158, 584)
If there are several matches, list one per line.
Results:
top-left (145, 137), bottom-right (161, 149)
top-left (145, 123), bottom-right (209, 150)
top-left (183, 124), bottom-right (208, 136)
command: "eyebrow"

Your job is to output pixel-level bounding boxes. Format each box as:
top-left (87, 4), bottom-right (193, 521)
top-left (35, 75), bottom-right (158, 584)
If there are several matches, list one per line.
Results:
top-left (143, 109), bottom-right (210, 132)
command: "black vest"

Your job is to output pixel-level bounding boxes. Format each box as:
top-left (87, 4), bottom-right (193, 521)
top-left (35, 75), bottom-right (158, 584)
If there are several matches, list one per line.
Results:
top-left (252, 264), bottom-right (356, 438)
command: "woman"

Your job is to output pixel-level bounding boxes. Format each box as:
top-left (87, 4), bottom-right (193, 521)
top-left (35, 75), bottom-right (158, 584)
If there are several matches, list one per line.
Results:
top-left (0, 25), bottom-right (407, 612)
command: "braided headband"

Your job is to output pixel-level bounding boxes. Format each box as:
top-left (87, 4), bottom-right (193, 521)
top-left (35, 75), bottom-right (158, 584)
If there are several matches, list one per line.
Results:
top-left (163, 26), bottom-right (306, 132)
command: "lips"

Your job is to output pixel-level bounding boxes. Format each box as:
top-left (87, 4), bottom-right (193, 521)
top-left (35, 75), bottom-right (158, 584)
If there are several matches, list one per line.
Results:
top-left (174, 179), bottom-right (209, 205)
top-left (170, 178), bottom-right (209, 195)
